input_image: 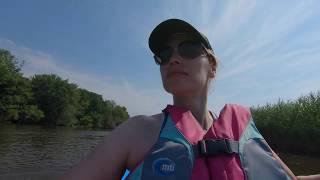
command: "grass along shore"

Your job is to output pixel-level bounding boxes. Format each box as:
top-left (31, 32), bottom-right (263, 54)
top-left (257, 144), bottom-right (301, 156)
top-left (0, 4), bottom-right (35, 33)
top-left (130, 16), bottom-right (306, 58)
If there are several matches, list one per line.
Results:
top-left (251, 91), bottom-right (320, 157)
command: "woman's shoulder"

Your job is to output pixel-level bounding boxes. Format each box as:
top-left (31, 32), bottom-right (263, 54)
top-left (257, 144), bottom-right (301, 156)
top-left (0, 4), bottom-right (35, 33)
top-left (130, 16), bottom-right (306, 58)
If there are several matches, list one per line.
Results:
top-left (122, 113), bottom-right (165, 169)
top-left (60, 113), bottom-right (165, 180)
top-left (122, 113), bottom-right (165, 142)
top-left (127, 113), bottom-right (164, 127)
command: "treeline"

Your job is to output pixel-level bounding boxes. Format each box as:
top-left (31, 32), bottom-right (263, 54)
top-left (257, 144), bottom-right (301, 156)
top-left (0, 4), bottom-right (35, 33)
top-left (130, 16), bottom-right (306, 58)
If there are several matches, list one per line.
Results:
top-left (0, 49), bottom-right (129, 129)
top-left (251, 92), bottom-right (320, 156)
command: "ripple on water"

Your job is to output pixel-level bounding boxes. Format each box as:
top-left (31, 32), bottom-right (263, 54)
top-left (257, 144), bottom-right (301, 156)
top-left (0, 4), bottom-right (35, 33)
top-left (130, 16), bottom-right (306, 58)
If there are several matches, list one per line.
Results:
top-left (0, 124), bottom-right (108, 179)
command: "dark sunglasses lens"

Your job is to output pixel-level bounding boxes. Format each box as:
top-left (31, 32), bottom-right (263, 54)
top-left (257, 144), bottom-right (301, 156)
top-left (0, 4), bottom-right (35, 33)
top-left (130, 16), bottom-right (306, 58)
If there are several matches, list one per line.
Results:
top-left (157, 48), bottom-right (173, 65)
top-left (179, 42), bottom-right (203, 59)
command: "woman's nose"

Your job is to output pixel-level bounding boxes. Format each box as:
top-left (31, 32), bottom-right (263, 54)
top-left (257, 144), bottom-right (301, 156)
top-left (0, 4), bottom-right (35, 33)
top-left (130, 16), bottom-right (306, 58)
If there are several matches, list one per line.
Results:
top-left (168, 51), bottom-right (182, 65)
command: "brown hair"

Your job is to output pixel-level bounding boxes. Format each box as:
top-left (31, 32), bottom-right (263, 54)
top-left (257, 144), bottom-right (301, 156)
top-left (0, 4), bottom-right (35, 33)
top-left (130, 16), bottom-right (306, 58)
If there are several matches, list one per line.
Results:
top-left (205, 48), bottom-right (218, 73)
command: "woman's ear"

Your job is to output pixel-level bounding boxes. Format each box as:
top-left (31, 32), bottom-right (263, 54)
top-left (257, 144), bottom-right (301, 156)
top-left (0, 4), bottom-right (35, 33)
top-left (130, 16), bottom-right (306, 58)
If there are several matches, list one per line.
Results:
top-left (208, 55), bottom-right (218, 79)
top-left (208, 60), bottom-right (217, 78)
top-left (208, 67), bottom-right (216, 79)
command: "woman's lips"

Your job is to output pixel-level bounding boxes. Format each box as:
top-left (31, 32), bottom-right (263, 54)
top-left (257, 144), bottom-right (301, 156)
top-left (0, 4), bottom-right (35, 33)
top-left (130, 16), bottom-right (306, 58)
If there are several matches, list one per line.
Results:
top-left (167, 71), bottom-right (188, 78)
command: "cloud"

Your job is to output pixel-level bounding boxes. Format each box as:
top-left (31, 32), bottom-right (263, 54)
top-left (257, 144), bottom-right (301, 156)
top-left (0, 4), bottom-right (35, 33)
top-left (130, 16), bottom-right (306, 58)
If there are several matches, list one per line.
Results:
top-left (202, 0), bottom-right (320, 110)
top-left (204, 0), bottom-right (318, 79)
top-left (0, 38), bottom-right (170, 116)
top-left (208, 0), bottom-right (257, 44)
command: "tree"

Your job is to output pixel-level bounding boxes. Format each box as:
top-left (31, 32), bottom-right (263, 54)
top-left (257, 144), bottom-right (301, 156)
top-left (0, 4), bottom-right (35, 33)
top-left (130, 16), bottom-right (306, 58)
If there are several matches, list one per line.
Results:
top-left (31, 74), bottom-right (79, 126)
top-left (112, 105), bottom-right (129, 127)
top-left (1, 49), bottom-right (129, 129)
top-left (0, 49), bottom-right (43, 123)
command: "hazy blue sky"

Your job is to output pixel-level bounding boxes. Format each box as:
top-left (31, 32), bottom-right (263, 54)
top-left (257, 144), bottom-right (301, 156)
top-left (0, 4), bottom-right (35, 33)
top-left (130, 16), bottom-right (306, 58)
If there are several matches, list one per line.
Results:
top-left (1, 0), bottom-right (319, 116)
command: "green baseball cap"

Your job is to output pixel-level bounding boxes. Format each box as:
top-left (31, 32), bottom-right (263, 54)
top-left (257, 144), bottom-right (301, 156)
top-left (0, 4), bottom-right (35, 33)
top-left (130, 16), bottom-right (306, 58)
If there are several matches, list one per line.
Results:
top-left (148, 18), bottom-right (214, 55)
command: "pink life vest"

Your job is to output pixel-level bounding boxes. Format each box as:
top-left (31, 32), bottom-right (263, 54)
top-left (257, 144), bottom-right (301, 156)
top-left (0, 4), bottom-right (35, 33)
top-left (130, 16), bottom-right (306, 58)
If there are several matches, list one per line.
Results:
top-left (125, 104), bottom-right (291, 180)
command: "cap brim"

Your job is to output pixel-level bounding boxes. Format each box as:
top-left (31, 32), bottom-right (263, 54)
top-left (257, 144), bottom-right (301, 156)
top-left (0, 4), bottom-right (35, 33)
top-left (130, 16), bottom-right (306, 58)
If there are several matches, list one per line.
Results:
top-left (149, 19), bottom-right (209, 55)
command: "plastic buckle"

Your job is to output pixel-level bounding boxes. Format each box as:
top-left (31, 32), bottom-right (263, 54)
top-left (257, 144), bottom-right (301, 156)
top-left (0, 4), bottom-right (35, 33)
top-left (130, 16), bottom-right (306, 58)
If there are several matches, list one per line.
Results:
top-left (197, 139), bottom-right (233, 156)
top-left (208, 139), bottom-right (228, 154)
top-left (198, 140), bottom-right (208, 156)
top-left (223, 139), bottom-right (233, 154)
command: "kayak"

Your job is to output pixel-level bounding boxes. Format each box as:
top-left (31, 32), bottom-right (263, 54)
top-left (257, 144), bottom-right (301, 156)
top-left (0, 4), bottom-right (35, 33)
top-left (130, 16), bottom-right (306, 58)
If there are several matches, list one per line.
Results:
top-left (121, 169), bottom-right (130, 180)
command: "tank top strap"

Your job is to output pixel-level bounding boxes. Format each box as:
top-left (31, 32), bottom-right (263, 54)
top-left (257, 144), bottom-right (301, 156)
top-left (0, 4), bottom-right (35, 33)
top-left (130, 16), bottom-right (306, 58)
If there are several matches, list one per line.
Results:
top-left (158, 109), bottom-right (169, 136)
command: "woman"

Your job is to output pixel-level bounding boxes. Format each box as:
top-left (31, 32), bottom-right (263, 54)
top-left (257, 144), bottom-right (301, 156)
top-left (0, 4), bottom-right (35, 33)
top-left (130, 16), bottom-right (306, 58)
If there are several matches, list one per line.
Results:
top-left (62, 19), bottom-right (319, 180)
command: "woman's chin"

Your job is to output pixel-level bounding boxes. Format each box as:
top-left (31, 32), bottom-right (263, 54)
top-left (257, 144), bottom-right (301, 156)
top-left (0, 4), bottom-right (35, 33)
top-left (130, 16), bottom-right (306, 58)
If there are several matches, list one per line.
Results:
top-left (166, 86), bottom-right (195, 97)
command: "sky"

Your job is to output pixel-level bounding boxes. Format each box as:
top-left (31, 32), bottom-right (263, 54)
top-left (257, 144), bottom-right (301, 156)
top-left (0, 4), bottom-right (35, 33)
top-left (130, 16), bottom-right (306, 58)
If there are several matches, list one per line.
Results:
top-left (1, 0), bottom-right (320, 116)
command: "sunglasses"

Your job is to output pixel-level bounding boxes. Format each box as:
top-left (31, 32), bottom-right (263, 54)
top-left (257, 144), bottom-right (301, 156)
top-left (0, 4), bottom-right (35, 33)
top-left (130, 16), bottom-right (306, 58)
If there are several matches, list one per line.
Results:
top-left (153, 41), bottom-right (209, 66)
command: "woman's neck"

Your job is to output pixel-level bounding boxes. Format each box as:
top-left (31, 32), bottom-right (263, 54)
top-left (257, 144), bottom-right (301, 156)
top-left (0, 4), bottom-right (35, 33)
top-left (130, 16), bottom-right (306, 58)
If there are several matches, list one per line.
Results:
top-left (173, 95), bottom-right (213, 130)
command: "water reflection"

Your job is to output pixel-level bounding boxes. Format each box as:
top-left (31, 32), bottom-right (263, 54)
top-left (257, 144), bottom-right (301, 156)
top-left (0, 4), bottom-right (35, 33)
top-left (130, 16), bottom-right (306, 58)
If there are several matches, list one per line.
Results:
top-left (0, 124), bottom-right (106, 179)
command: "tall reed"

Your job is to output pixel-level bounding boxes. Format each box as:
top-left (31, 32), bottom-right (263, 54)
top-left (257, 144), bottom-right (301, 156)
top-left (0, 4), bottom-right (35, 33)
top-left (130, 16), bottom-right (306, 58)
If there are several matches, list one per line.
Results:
top-left (251, 91), bottom-right (320, 156)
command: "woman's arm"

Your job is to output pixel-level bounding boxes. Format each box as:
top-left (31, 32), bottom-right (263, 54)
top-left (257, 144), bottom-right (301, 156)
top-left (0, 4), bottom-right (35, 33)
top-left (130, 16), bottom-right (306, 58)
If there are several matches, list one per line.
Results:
top-left (271, 150), bottom-right (297, 180)
top-left (272, 150), bottom-right (320, 180)
top-left (60, 117), bottom-right (140, 180)
top-left (297, 175), bottom-right (320, 180)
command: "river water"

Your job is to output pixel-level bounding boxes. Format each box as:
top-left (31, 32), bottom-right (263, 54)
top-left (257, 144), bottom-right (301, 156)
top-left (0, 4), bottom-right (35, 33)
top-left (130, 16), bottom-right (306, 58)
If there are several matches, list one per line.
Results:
top-left (0, 124), bottom-right (319, 179)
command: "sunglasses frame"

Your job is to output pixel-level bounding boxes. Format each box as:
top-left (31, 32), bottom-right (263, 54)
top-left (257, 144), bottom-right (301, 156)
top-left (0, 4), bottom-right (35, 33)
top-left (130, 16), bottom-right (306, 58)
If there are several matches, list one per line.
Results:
top-left (153, 41), bottom-right (213, 66)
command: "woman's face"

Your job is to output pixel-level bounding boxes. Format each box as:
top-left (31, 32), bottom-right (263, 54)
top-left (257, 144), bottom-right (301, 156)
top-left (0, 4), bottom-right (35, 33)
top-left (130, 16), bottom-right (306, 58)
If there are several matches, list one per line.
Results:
top-left (159, 34), bottom-right (215, 97)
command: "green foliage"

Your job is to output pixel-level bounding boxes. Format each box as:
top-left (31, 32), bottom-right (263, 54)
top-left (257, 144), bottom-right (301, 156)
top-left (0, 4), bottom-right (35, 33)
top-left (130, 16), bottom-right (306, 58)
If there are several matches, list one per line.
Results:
top-left (31, 74), bottom-right (79, 126)
top-left (20, 105), bottom-right (45, 123)
top-left (0, 49), bottom-right (129, 129)
top-left (251, 91), bottom-right (320, 156)
top-left (76, 89), bottom-right (129, 129)
top-left (0, 49), bottom-right (43, 123)
top-left (0, 49), bottom-right (22, 77)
